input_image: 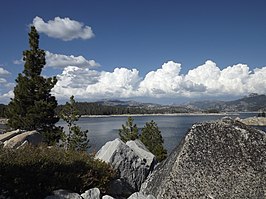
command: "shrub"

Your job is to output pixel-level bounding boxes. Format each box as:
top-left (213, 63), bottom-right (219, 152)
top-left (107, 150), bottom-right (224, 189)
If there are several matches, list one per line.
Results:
top-left (0, 145), bottom-right (115, 199)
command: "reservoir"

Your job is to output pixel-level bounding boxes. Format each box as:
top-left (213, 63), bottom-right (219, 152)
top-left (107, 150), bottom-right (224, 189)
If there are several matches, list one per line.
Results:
top-left (56, 112), bottom-right (261, 153)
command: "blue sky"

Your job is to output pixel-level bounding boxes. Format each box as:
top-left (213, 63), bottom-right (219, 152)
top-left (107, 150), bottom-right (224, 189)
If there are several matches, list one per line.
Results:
top-left (0, 0), bottom-right (266, 104)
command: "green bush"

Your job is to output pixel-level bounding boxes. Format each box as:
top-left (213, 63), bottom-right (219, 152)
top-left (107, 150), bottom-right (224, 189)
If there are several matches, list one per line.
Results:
top-left (118, 116), bottom-right (139, 142)
top-left (0, 145), bottom-right (115, 199)
top-left (140, 120), bottom-right (167, 162)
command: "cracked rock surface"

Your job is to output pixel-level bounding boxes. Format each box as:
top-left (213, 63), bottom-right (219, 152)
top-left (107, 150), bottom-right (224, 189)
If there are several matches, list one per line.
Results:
top-left (141, 118), bottom-right (266, 198)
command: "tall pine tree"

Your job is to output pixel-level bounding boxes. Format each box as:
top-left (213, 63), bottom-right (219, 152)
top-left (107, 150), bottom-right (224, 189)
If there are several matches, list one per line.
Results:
top-left (6, 26), bottom-right (62, 145)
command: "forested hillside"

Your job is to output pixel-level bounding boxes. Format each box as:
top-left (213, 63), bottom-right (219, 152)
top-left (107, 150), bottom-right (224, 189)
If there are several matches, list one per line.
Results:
top-left (185, 94), bottom-right (266, 112)
top-left (56, 102), bottom-right (193, 115)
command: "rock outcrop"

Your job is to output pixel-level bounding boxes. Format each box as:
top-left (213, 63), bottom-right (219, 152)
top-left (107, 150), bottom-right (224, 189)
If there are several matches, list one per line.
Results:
top-left (236, 116), bottom-right (266, 126)
top-left (0, 129), bottom-right (21, 143)
top-left (95, 138), bottom-right (156, 196)
top-left (141, 118), bottom-right (266, 198)
top-left (3, 130), bottom-right (43, 149)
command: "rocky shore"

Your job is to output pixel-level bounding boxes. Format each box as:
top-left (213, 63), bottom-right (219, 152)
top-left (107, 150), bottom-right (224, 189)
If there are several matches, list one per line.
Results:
top-left (45, 117), bottom-right (266, 199)
top-left (236, 116), bottom-right (266, 126)
top-left (1, 118), bottom-right (265, 198)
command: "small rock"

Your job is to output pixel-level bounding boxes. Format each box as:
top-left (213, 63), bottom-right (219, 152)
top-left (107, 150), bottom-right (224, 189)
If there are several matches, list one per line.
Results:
top-left (45, 189), bottom-right (82, 199)
top-left (81, 188), bottom-right (100, 199)
top-left (127, 192), bottom-right (156, 199)
top-left (102, 195), bottom-right (115, 199)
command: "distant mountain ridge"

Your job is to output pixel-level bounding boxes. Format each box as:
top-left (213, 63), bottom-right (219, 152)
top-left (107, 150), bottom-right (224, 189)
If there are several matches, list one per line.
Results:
top-left (96, 99), bottom-right (158, 107)
top-left (184, 94), bottom-right (266, 112)
top-left (1, 94), bottom-right (265, 118)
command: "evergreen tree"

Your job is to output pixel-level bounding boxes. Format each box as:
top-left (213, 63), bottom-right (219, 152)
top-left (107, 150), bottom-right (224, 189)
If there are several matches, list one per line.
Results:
top-left (6, 26), bottom-right (62, 145)
top-left (140, 120), bottom-right (167, 162)
top-left (118, 116), bottom-right (139, 142)
top-left (60, 96), bottom-right (89, 151)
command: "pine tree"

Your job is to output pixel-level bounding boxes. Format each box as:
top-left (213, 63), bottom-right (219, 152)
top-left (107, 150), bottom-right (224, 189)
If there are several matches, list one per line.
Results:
top-left (6, 26), bottom-right (62, 145)
top-left (118, 116), bottom-right (139, 142)
top-left (140, 120), bottom-right (167, 162)
top-left (60, 95), bottom-right (89, 151)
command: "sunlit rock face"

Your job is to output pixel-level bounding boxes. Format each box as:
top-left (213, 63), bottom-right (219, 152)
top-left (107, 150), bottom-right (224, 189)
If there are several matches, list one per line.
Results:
top-left (141, 118), bottom-right (266, 199)
top-left (95, 138), bottom-right (156, 197)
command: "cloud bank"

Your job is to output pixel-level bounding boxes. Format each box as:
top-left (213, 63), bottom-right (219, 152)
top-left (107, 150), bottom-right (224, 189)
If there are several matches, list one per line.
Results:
top-left (53, 60), bottom-right (266, 101)
top-left (32, 16), bottom-right (94, 41)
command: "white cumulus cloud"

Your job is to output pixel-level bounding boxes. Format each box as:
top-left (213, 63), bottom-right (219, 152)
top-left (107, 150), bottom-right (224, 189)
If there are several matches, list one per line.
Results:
top-left (0, 67), bottom-right (10, 76)
top-left (53, 66), bottom-right (101, 98)
top-left (0, 67), bottom-right (14, 103)
top-left (185, 60), bottom-right (221, 93)
top-left (0, 90), bottom-right (14, 104)
top-left (53, 67), bottom-right (142, 100)
top-left (14, 51), bottom-right (100, 69)
top-left (185, 60), bottom-right (266, 96)
top-left (86, 68), bottom-right (142, 98)
top-left (52, 61), bottom-right (266, 101)
top-left (32, 16), bottom-right (94, 41)
top-left (246, 67), bottom-right (266, 94)
top-left (45, 51), bottom-right (100, 69)
top-left (139, 61), bottom-right (206, 97)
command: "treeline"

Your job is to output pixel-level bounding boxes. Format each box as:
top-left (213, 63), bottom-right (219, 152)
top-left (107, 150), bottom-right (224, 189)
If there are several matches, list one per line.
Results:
top-left (56, 102), bottom-right (192, 116)
top-left (1, 102), bottom-right (193, 118)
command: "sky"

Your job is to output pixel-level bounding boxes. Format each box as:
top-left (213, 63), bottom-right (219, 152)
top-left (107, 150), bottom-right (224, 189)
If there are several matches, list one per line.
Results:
top-left (0, 0), bottom-right (266, 104)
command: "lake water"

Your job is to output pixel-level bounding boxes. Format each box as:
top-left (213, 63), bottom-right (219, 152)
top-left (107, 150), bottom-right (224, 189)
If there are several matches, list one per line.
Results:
top-left (56, 112), bottom-right (261, 154)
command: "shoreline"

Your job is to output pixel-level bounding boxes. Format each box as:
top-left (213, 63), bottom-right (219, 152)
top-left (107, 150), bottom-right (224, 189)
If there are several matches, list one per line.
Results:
top-left (80, 112), bottom-right (241, 118)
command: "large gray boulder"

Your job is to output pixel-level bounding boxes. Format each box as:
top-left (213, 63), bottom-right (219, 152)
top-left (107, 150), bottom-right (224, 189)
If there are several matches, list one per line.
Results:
top-left (126, 140), bottom-right (156, 167)
top-left (3, 130), bottom-right (42, 149)
top-left (141, 118), bottom-right (266, 198)
top-left (95, 138), bottom-right (156, 196)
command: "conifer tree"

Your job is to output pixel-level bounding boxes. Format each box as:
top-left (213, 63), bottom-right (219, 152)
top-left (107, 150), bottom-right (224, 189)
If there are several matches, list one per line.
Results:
top-left (140, 120), bottom-right (167, 162)
top-left (60, 96), bottom-right (89, 151)
top-left (6, 26), bottom-right (62, 145)
top-left (118, 116), bottom-right (139, 142)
